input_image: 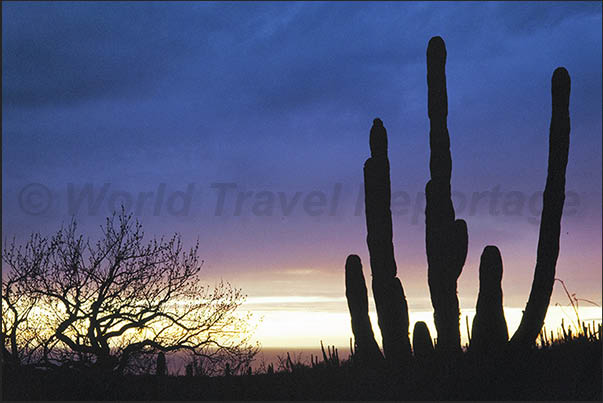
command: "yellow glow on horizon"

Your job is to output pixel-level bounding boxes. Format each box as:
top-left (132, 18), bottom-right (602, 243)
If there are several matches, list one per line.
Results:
top-left (248, 306), bottom-right (602, 348)
top-left (9, 297), bottom-right (601, 352)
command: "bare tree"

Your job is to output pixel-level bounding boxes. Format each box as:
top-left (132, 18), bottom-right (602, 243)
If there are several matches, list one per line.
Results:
top-left (2, 236), bottom-right (47, 366)
top-left (2, 211), bottom-right (258, 374)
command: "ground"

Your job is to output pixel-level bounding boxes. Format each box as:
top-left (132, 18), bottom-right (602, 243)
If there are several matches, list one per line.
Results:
top-left (3, 338), bottom-right (601, 400)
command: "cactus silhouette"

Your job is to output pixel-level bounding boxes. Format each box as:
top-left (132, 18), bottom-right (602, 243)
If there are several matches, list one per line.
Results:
top-left (425, 36), bottom-right (468, 355)
top-left (344, 254), bottom-right (384, 364)
top-left (412, 321), bottom-right (435, 358)
top-left (510, 67), bottom-right (571, 348)
top-left (156, 351), bottom-right (167, 376)
top-left (470, 246), bottom-right (508, 353)
top-left (320, 340), bottom-right (341, 368)
top-left (364, 118), bottom-right (412, 365)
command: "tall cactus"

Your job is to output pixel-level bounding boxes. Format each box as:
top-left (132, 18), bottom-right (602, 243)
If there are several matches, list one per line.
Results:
top-left (156, 351), bottom-right (167, 376)
top-left (425, 36), bottom-right (468, 355)
top-left (344, 254), bottom-right (384, 365)
top-left (510, 67), bottom-right (571, 347)
top-left (364, 118), bottom-right (412, 365)
top-left (470, 246), bottom-right (508, 353)
top-left (412, 321), bottom-right (434, 358)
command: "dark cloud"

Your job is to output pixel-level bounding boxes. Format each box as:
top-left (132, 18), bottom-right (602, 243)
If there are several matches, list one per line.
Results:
top-left (492, 2), bottom-right (601, 35)
top-left (2, 2), bottom-right (253, 107)
top-left (4, 2), bottom-right (599, 114)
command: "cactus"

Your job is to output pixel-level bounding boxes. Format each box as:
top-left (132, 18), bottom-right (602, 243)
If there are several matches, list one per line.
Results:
top-left (286, 352), bottom-right (294, 372)
top-left (320, 340), bottom-right (340, 368)
top-left (364, 118), bottom-right (412, 365)
top-left (539, 326), bottom-right (549, 347)
top-left (510, 68), bottom-right (571, 348)
top-left (425, 36), bottom-right (468, 355)
top-left (185, 362), bottom-right (193, 377)
top-left (156, 351), bottom-right (166, 376)
top-left (283, 352), bottom-right (305, 373)
top-left (412, 321), bottom-right (434, 358)
top-left (344, 254), bottom-right (384, 365)
top-left (470, 246), bottom-right (508, 354)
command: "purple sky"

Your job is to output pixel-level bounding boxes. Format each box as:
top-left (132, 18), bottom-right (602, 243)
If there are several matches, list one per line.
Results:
top-left (3, 2), bottom-right (602, 323)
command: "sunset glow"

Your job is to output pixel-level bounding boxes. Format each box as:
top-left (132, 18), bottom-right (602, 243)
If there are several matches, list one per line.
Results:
top-left (247, 305), bottom-right (602, 348)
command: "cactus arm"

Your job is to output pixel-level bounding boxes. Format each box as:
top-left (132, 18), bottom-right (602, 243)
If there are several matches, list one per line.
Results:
top-left (510, 68), bottom-right (571, 347)
top-left (470, 245), bottom-right (508, 353)
top-left (412, 321), bottom-right (435, 358)
top-left (364, 118), bottom-right (412, 364)
top-left (344, 254), bottom-right (384, 364)
top-left (425, 36), bottom-right (467, 354)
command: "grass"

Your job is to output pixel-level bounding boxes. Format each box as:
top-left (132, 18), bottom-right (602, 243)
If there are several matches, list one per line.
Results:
top-left (3, 334), bottom-right (601, 401)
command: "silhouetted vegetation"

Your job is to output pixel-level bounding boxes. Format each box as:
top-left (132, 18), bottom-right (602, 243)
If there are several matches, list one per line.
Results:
top-left (347, 36), bottom-right (574, 365)
top-left (510, 66), bottom-right (571, 348)
top-left (412, 321), bottom-right (435, 359)
top-left (4, 333), bottom-right (600, 400)
top-left (363, 118), bottom-right (412, 366)
top-left (424, 36), bottom-right (468, 355)
top-left (470, 246), bottom-right (508, 354)
top-left (156, 352), bottom-right (167, 377)
top-left (2, 210), bottom-right (258, 375)
top-left (344, 254), bottom-right (383, 366)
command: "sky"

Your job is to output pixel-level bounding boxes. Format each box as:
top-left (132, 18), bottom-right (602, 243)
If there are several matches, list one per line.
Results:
top-left (2, 1), bottom-right (602, 348)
